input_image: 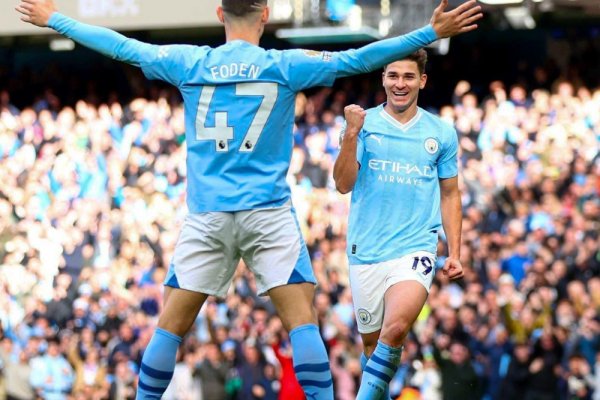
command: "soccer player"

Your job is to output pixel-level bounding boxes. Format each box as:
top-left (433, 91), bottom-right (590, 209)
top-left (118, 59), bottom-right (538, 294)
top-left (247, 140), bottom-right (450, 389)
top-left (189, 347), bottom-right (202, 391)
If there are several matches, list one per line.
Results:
top-left (333, 49), bottom-right (465, 399)
top-left (17, 1), bottom-right (480, 398)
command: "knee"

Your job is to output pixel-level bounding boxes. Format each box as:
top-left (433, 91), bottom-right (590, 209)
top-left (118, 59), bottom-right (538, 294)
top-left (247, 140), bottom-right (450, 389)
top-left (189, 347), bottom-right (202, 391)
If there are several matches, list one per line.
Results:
top-left (379, 318), bottom-right (411, 348)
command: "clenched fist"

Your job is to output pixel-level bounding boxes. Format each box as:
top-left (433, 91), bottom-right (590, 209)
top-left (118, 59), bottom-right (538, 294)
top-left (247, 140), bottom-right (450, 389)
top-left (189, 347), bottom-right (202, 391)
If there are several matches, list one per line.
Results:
top-left (343, 104), bottom-right (366, 137)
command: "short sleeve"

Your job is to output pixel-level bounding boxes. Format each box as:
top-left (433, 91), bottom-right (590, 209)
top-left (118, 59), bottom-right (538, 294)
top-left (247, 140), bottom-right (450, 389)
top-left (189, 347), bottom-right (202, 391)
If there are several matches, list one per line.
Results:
top-left (437, 125), bottom-right (459, 179)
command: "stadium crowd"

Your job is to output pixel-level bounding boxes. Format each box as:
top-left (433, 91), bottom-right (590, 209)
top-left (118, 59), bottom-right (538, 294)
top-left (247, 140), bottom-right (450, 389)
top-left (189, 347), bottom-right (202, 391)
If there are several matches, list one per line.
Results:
top-left (0, 61), bottom-right (598, 400)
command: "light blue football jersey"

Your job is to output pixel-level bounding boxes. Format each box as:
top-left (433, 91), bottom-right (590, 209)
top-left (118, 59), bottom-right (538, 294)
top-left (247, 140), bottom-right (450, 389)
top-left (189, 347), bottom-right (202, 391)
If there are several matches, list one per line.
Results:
top-left (345, 105), bottom-right (458, 265)
top-left (142, 42), bottom-right (339, 212)
top-left (49, 13), bottom-right (438, 213)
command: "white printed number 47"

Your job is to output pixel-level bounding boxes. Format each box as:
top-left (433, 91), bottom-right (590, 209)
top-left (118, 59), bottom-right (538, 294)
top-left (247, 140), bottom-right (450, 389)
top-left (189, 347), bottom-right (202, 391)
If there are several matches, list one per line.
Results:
top-left (195, 82), bottom-right (277, 152)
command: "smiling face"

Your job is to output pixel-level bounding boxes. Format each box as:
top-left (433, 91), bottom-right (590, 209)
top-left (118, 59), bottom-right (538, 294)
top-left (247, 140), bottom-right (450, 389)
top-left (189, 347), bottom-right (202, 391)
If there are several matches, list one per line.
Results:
top-left (382, 60), bottom-right (427, 116)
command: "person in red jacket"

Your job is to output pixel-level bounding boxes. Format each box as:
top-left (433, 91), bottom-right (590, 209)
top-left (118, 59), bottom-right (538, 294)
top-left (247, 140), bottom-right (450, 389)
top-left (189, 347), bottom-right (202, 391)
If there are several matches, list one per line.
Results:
top-left (269, 319), bottom-right (305, 400)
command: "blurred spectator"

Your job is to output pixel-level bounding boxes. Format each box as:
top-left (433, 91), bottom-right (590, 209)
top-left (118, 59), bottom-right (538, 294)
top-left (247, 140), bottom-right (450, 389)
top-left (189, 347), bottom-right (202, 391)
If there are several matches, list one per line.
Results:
top-left (432, 336), bottom-right (483, 400)
top-left (0, 337), bottom-right (34, 400)
top-left (499, 342), bottom-right (531, 400)
top-left (329, 339), bottom-right (360, 400)
top-left (233, 339), bottom-right (277, 400)
top-left (109, 360), bottom-right (136, 400)
top-left (194, 342), bottom-right (229, 400)
top-left (163, 348), bottom-right (203, 400)
top-left (67, 334), bottom-right (108, 397)
top-left (29, 337), bottom-right (74, 400)
top-left (525, 331), bottom-right (563, 400)
top-left (269, 323), bottom-right (304, 400)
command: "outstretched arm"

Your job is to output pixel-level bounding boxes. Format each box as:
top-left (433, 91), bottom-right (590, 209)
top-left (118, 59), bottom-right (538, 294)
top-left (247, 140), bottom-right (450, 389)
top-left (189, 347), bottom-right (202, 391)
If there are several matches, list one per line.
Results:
top-left (334, 0), bottom-right (482, 77)
top-left (16, 0), bottom-right (155, 67)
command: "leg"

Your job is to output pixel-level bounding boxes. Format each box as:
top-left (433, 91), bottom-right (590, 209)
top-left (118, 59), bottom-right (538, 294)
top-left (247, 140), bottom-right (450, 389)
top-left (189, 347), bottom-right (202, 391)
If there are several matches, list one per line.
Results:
top-left (379, 280), bottom-right (428, 347)
top-left (240, 204), bottom-right (332, 399)
top-left (357, 280), bottom-right (428, 400)
top-left (268, 282), bottom-right (316, 331)
top-left (137, 212), bottom-right (236, 399)
top-left (361, 330), bottom-right (381, 358)
top-left (158, 287), bottom-right (208, 336)
top-left (137, 288), bottom-right (208, 400)
top-left (269, 283), bottom-right (333, 400)
top-left (349, 259), bottom-right (389, 399)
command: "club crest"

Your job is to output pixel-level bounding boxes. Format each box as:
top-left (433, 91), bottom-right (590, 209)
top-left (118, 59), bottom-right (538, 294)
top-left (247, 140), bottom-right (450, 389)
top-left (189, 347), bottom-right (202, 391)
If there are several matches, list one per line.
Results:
top-left (357, 308), bottom-right (372, 324)
top-left (424, 138), bottom-right (439, 154)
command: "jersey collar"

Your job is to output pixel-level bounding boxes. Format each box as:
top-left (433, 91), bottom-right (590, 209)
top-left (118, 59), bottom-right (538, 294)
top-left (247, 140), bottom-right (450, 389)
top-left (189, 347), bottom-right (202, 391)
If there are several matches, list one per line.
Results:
top-left (379, 105), bottom-right (422, 132)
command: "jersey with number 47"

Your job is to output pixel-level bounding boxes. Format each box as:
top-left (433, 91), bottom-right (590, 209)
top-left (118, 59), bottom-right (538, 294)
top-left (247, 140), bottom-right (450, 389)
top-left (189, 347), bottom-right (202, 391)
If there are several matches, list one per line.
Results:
top-left (143, 42), bottom-right (338, 212)
top-left (48, 12), bottom-right (438, 212)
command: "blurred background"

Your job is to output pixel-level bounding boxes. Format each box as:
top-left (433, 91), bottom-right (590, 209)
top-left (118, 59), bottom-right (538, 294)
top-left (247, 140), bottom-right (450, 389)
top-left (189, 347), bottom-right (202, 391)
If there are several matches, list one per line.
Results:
top-left (0, 0), bottom-right (598, 399)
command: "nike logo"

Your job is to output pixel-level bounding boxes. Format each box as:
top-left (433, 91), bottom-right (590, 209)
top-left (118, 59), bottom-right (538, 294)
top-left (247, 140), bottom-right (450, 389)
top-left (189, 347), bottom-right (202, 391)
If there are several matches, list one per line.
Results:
top-left (367, 134), bottom-right (383, 145)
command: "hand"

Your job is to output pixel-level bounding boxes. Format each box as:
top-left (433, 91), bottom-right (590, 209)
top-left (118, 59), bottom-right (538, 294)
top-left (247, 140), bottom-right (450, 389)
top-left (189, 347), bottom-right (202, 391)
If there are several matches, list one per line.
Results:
top-left (252, 385), bottom-right (266, 398)
top-left (343, 105), bottom-right (366, 137)
top-left (15, 0), bottom-right (56, 27)
top-left (430, 0), bottom-right (483, 38)
top-left (530, 357), bottom-right (544, 373)
top-left (442, 257), bottom-right (464, 280)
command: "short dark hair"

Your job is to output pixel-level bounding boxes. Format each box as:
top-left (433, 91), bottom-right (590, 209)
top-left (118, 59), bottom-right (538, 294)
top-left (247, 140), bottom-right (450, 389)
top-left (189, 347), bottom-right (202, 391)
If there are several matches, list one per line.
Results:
top-left (384, 49), bottom-right (428, 75)
top-left (222, 0), bottom-right (267, 17)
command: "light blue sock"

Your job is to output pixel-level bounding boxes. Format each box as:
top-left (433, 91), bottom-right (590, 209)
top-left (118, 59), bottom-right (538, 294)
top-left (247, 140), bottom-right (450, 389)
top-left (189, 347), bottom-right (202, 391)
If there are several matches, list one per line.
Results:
top-left (289, 324), bottom-right (333, 400)
top-left (361, 351), bottom-right (391, 400)
top-left (357, 341), bottom-right (401, 400)
top-left (361, 352), bottom-right (368, 370)
top-left (136, 328), bottom-right (182, 399)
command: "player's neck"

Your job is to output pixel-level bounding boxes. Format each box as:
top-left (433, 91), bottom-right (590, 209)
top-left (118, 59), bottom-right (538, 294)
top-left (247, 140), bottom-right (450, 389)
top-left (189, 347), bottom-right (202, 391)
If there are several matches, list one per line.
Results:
top-left (225, 27), bottom-right (262, 45)
top-left (384, 103), bottom-right (419, 124)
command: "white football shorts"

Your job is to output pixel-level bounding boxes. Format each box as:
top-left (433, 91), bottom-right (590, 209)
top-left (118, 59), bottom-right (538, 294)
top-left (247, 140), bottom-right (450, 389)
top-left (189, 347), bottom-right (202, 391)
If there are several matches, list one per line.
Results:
top-left (349, 251), bottom-right (437, 334)
top-left (164, 201), bottom-right (316, 297)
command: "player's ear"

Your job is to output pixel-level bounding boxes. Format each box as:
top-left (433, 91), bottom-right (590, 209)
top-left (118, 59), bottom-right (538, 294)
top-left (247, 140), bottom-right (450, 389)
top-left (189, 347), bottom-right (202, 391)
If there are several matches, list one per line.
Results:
top-left (261, 6), bottom-right (270, 23)
top-left (216, 6), bottom-right (225, 23)
top-left (420, 73), bottom-right (428, 89)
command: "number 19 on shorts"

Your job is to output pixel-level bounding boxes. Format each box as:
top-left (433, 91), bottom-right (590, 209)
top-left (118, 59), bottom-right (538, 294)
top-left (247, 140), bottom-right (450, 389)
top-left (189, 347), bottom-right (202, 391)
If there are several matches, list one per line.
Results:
top-left (412, 256), bottom-right (433, 275)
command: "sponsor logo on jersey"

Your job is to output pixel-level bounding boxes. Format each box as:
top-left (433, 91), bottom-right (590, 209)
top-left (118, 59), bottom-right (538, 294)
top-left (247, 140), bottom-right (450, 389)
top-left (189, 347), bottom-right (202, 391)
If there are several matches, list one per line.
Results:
top-left (302, 49), bottom-right (322, 57)
top-left (424, 137), bottom-right (439, 154)
top-left (368, 160), bottom-right (432, 176)
top-left (368, 160), bottom-right (433, 186)
top-left (302, 50), bottom-right (332, 62)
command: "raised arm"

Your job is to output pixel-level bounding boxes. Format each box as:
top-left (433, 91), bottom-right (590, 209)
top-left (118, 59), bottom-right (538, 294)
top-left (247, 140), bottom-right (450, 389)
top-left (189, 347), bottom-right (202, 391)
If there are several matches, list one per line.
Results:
top-left (334, 0), bottom-right (482, 77)
top-left (333, 105), bottom-right (365, 194)
top-left (16, 0), bottom-right (154, 67)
